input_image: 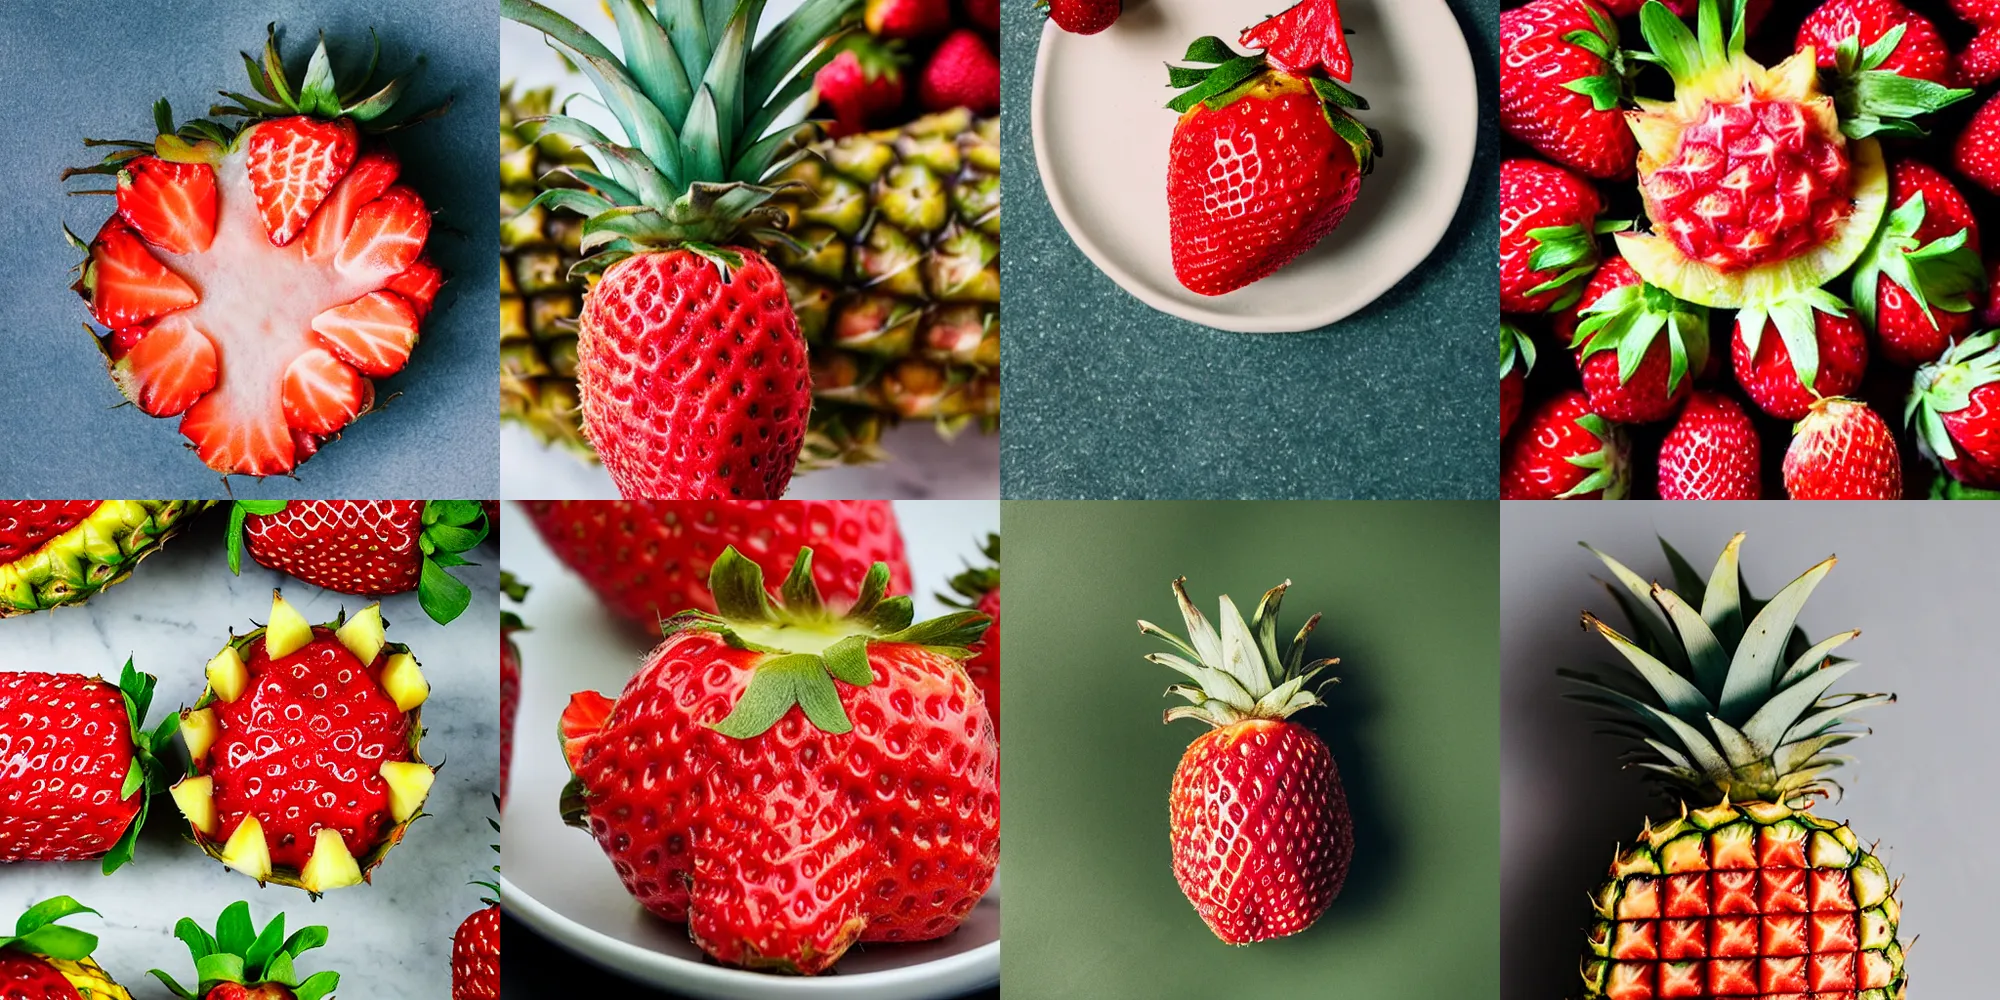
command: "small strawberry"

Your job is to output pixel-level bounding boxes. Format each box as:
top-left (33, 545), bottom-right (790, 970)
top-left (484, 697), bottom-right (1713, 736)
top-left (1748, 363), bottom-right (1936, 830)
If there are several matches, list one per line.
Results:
top-left (1953, 89), bottom-right (2000, 194)
top-left (1952, 0), bottom-right (2000, 86)
top-left (1500, 157), bottom-right (1610, 314)
top-left (1658, 390), bottom-right (1763, 499)
top-left (452, 904), bottom-right (500, 999)
top-left (1854, 158), bottom-right (1986, 366)
top-left (1242, 0), bottom-right (1352, 82)
top-left (1783, 397), bottom-right (1904, 498)
top-left (0, 898), bottom-right (128, 999)
top-left (919, 29), bottom-right (1000, 115)
top-left (1500, 0), bottom-right (1635, 180)
top-left (1909, 329), bottom-right (2000, 489)
top-left (865, 0), bottom-right (950, 38)
top-left (500, 573), bottom-right (529, 809)
top-left (1041, 0), bottom-right (1121, 35)
top-left (1565, 257), bottom-right (1709, 424)
top-left (225, 500), bottom-right (490, 625)
top-left (815, 42), bottom-right (906, 138)
top-left (1732, 288), bottom-right (1869, 420)
top-left (149, 901), bottom-right (340, 1000)
top-left (1799, 0), bottom-right (1953, 85)
top-left (1501, 390), bottom-right (1631, 499)
top-left (940, 533), bottom-right (1000, 735)
top-left (1502, 322), bottom-right (1538, 439)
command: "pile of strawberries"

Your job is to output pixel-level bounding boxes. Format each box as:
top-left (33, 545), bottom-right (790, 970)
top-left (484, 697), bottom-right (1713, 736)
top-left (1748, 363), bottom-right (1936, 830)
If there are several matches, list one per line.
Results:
top-left (814, 0), bottom-right (1000, 135)
top-left (1500, 0), bottom-right (2000, 498)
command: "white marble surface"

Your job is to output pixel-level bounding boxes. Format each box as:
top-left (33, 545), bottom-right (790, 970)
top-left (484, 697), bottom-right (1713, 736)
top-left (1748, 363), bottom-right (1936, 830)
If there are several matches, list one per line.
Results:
top-left (0, 509), bottom-right (500, 998)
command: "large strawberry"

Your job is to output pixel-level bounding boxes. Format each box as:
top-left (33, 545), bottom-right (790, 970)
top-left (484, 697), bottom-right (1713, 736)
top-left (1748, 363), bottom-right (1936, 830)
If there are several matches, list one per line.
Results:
top-left (0, 500), bottom-right (207, 616)
top-left (501, 572), bottom-right (528, 809)
top-left (63, 26), bottom-right (444, 477)
top-left (0, 898), bottom-right (130, 1000)
top-left (520, 500), bottom-right (910, 630)
top-left (168, 592), bottom-right (436, 895)
top-left (1799, 0), bottom-right (1954, 85)
top-left (149, 901), bottom-right (340, 1000)
top-left (1783, 397), bottom-right (1904, 498)
top-left (1954, 89), bottom-right (2000, 194)
top-left (1164, 20), bottom-right (1380, 296)
top-left (1502, 321), bottom-right (1539, 439)
top-left (557, 548), bottom-right (997, 974)
top-left (0, 662), bottom-right (176, 874)
top-left (1909, 329), bottom-right (2000, 488)
top-left (1657, 389), bottom-right (1763, 498)
top-left (1501, 390), bottom-right (1631, 499)
top-left (224, 500), bottom-right (489, 624)
top-left (1853, 159), bottom-right (1986, 366)
top-left (1140, 576), bottom-right (1349, 943)
top-left (1955, 0), bottom-right (2000, 86)
top-left (1500, 0), bottom-right (1634, 180)
top-left (940, 533), bottom-right (1000, 735)
top-left (1731, 288), bottom-right (1870, 419)
top-left (1500, 158), bottom-right (1613, 314)
top-left (1564, 257), bottom-right (1709, 423)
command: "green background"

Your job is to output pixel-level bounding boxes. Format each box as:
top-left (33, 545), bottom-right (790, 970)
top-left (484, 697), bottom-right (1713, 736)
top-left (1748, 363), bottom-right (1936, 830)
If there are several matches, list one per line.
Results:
top-left (999, 501), bottom-right (1499, 998)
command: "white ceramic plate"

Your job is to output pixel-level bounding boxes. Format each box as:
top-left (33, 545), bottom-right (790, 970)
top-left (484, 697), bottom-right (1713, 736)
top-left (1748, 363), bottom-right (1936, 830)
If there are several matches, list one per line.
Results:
top-left (501, 500), bottom-right (1002, 999)
top-left (1031, 0), bottom-right (1479, 333)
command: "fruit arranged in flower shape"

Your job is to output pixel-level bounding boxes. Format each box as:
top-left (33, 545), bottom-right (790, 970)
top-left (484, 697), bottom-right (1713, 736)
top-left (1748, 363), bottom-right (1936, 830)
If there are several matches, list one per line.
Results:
top-left (1909, 329), bottom-right (2000, 489)
top-left (557, 547), bottom-right (996, 974)
top-left (0, 898), bottom-right (132, 1000)
top-left (63, 26), bottom-right (443, 477)
top-left (1570, 534), bottom-right (1904, 1000)
top-left (1139, 576), bottom-right (1351, 944)
top-left (148, 901), bottom-right (339, 1000)
top-left (940, 532), bottom-right (1000, 735)
top-left (170, 591), bottom-right (435, 895)
top-left (0, 501), bottom-right (208, 616)
top-left (226, 500), bottom-right (491, 624)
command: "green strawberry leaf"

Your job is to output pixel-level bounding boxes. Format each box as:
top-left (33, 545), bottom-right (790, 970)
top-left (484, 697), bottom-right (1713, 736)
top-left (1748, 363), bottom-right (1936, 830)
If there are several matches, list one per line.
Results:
top-left (196, 951), bottom-right (247, 984)
top-left (281, 925), bottom-right (331, 960)
top-left (147, 969), bottom-right (199, 1000)
top-left (14, 925), bottom-right (98, 961)
top-left (1180, 35), bottom-right (1236, 65)
top-left (215, 902), bottom-right (254, 958)
top-left (175, 916), bottom-right (217, 961)
top-left (418, 558), bottom-right (474, 625)
top-left (9, 897), bottom-right (96, 943)
top-left (296, 970), bottom-right (341, 1000)
top-left (225, 501), bottom-right (290, 575)
top-left (245, 913), bottom-right (286, 980)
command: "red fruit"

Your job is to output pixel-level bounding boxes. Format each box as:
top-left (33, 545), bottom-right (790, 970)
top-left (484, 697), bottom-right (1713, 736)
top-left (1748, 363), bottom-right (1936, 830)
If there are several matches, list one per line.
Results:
top-left (1799, 0), bottom-right (1953, 85)
top-left (299, 148), bottom-right (401, 258)
top-left (815, 46), bottom-right (906, 137)
top-left (153, 902), bottom-right (342, 1000)
top-left (245, 115), bottom-right (359, 246)
top-left (918, 30), bottom-right (1000, 115)
top-left (1658, 390), bottom-right (1763, 499)
top-left (452, 905), bottom-right (501, 1000)
top-left (116, 156), bottom-right (217, 255)
top-left (1731, 291), bottom-right (1869, 420)
top-left (519, 500), bottom-right (911, 629)
top-left (108, 312), bottom-right (219, 417)
top-left (1953, 90), bottom-right (2000, 194)
top-left (1501, 390), bottom-right (1631, 499)
top-left (1782, 398), bottom-right (1903, 498)
top-left (1856, 159), bottom-right (1986, 367)
top-left (312, 289), bottom-right (421, 377)
top-left (80, 216), bottom-right (198, 328)
top-left (1953, 0), bottom-right (2000, 85)
top-left (1500, 0), bottom-right (1635, 180)
top-left (1566, 258), bottom-right (1708, 424)
top-left (1500, 158), bottom-right (1606, 314)
top-left (1601, 0), bottom-right (1772, 24)
top-left (1910, 330), bottom-right (2000, 488)
top-left (386, 257), bottom-right (445, 319)
top-left (941, 534), bottom-right (1000, 735)
top-left (229, 500), bottom-right (489, 624)
top-left (865, 0), bottom-right (950, 38)
top-left (962, 0), bottom-right (1000, 31)
top-left (1501, 322), bottom-right (1538, 439)
top-left (1241, 0), bottom-right (1353, 82)
top-left (0, 666), bottom-right (170, 871)
top-left (0, 899), bottom-right (121, 999)
top-left (501, 576), bottom-right (527, 808)
top-left (1044, 0), bottom-right (1121, 34)
top-left (557, 549), bottom-right (997, 974)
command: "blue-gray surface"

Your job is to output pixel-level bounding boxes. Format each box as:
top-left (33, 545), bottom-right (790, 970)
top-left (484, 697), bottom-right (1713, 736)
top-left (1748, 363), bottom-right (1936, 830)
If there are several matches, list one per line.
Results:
top-left (0, 0), bottom-right (497, 498)
top-left (999, 0), bottom-right (1498, 499)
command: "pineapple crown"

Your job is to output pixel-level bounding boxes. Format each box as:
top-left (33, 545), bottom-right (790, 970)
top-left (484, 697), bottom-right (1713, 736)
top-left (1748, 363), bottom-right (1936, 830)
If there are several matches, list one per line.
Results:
top-left (665, 546), bottom-right (989, 739)
top-left (222, 500), bottom-right (490, 626)
top-left (1910, 329), bottom-right (2000, 465)
top-left (502, 0), bottom-right (864, 278)
top-left (1568, 533), bottom-right (1893, 809)
top-left (1165, 36), bottom-right (1380, 176)
top-left (0, 897), bottom-right (106, 963)
top-left (106, 658), bottom-right (181, 877)
top-left (1139, 577), bottom-right (1339, 729)
top-left (938, 533), bottom-right (999, 608)
top-left (148, 901), bottom-right (339, 1000)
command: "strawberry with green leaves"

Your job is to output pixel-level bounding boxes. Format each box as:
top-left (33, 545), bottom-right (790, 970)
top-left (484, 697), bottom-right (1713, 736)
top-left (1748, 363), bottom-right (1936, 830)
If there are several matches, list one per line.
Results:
top-left (1502, 390), bottom-right (1631, 499)
top-left (1500, 0), bottom-right (1634, 180)
top-left (1798, 0), bottom-right (1954, 86)
top-left (0, 898), bottom-right (130, 1000)
top-left (1564, 257), bottom-right (1709, 424)
top-left (1784, 397), bottom-right (1904, 498)
top-left (225, 500), bottom-right (489, 624)
top-left (1657, 390), bottom-right (1763, 499)
top-left (148, 901), bottom-right (338, 1000)
top-left (1500, 158), bottom-right (1615, 315)
top-left (1909, 329), bottom-right (2000, 488)
top-left (1731, 287), bottom-right (1869, 420)
top-left (940, 533), bottom-right (999, 735)
top-left (1853, 159), bottom-right (1986, 367)
top-left (814, 40), bottom-right (907, 137)
top-left (1501, 322), bottom-right (1538, 439)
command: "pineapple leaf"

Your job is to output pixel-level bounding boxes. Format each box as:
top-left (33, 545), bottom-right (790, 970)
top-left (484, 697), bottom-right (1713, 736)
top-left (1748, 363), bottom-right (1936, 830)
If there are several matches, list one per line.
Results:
top-left (1779, 629), bottom-right (1859, 688)
top-left (1704, 714), bottom-right (1764, 768)
top-left (747, 0), bottom-right (862, 115)
top-left (502, 1), bottom-right (624, 68)
top-left (1584, 543), bottom-right (1687, 669)
top-left (1719, 557), bottom-right (1835, 721)
top-left (1251, 582), bottom-right (1288, 683)
top-left (1642, 738), bottom-right (1694, 771)
top-left (1136, 621), bottom-right (1201, 663)
top-left (698, 1), bottom-right (759, 160)
top-left (1699, 533), bottom-right (1746, 646)
top-left (566, 44), bottom-right (685, 183)
top-left (1785, 695), bottom-right (1889, 744)
top-left (1216, 596), bottom-right (1270, 698)
top-left (1658, 539), bottom-right (1704, 600)
top-left (730, 124), bottom-right (799, 184)
top-left (1584, 613), bottom-right (1712, 717)
top-left (590, 143), bottom-right (680, 211)
top-left (705, 0), bottom-right (740, 49)
top-left (551, 165), bottom-right (639, 206)
top-left (1650, 584), bottom-right (1728, 700)
top-left (1742, 660), bottom-right (1861, 751)
top-left (682, 85), bottom-right (727, 185)
top-left (609, 0), bottom-right (694, 125)
top-left (657, 0), bottom-right (712, 99)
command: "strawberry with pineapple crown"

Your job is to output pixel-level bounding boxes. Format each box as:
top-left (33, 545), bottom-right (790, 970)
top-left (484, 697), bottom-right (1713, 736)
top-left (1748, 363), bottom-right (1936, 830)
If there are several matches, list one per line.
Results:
top-left (0, 501), bottom-right (207, 617)
top-left (64, 25), bottom-right (446, 478)
top-left (0, 898), bottom-right (132, 1000)
top-left (1163, 0), bottom-right (1381, 296)
top-left (148, 901), bottom-right (339, 1000)
top-left (224, 499), bottom-right (490, 624)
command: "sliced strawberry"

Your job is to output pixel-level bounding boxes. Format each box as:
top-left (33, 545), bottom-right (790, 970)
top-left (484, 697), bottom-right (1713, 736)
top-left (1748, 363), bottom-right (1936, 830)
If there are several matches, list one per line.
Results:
top-left (116, 157), bottom-right (217, 255)
top-left (385, 257), bottom-right (444, 319)
top-left (1242, 0), bottom-right (1352, 82)
top-left (245, 116), bottom-right (359, 247)
top-left (180, 392), bottom-right (295, 477)
top-left (312, 291), bottom-right (420, 378)
top-left (300, 148), bottom-right (401, 259)
top-left (335, 186), bottom-right (430, 284)
top-left (282, 347), bottom-right (371, 436)
top-left (84, 217), bottom-right (199, 327)
top-left (107, 313), bottom-right (218, 417)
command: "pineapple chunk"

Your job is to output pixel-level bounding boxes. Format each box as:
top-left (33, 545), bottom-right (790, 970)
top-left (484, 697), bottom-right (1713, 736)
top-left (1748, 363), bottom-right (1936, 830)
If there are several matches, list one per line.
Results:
top-left (380, 653), bottom-right (429, 711)
top-left (205, 646), bottom-right (249, 703)
top-left (218, 814), bottom-right (272, 881)
top-left (380, 761), bottom-right (435, 822)
top-left (299, 828), bottom-right (364, 893)
top-left (336, 604), bottom-right (386, 664)
top-left (169, 776), bottom-right (217, 836)
top-left (265, 591), bottom-right (313, 660)
top-left (180, 708), bottom-right (219, 763)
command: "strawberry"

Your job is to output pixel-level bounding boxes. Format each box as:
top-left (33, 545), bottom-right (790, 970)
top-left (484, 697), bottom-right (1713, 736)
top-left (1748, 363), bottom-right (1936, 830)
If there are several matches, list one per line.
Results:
top-left (1732, 288), bottom-right (1870, 420)
top-left (1501, 389), bottom-right (1631, 498)
top-left (1500, 157), bottom-right (1609, 314)
top-left (1658, 390), bottom-right (1763, 499)
top-left (1783, 397), bottom-right (1904, 498)
top-left (1041, 0), bottom-right (1121, 34)
top-left (940, 533), bottom-right (1000, 735)
top-left (865, 0), bottom-right (950, 38)
top-left (151, 901), bottom-right (341, 999)
top-left (1141, 577), bottom-right (1350, 943)
top-left (500, 572), bottom-right (528, 808)
top-left (0, 898), bottom-right (127, 998)
top-left (452, 904), bottom-right (500, 1000)
top-left (168, 592), bottom-right (437, 894)
top-left (520, 500), bottom-right (910, 630)
top-left (1601, 0), bottom-right (1772, 24)
top-left (0, 500), bottom-right (206, 616)
top-left (116, 156), bottom-right (216, 255)
top-left (557, 548), bottom-right (998, 974)
top-left (919, 29), bottom-right (1000, 115)
top-left (1564, 257), bottom-right (1709, 423)
top-left (246, 116), bottom-right (359, 247)
top-left (814, 43), bottom-right (906, 137)
top-left (1502, 321), bottom-right (1538, 439)
top-left (0, 662), bottom-right (175, 873)
top-left (1799, 0), bottom-right (1953, 85)
top-left (225, 500), bottom-right (490, 625)
top-left (1500, 0), bottom-right (1635, 180)
top-left (1953, 89), bottom-right (2000, 194)
top-left (1242, 0), bottom-right (1353, 82)
top-left (1909, 329), bottom-right (2000, 488)
top-left (1854, 158), bottom-right (1986, 366)
top-left (962, 0), bottom-right (1000, 31)
top-left (1165, 34), bottom-right (1379, 295)
top-left (1953, 0), bottom-right (2000, 85)
top-left (75, 216), bottom-right (198, 328)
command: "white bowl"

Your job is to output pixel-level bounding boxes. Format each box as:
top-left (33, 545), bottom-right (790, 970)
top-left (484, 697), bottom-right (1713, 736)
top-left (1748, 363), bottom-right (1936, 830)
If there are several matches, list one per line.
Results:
top-left (1031, 0), bottom-right (1480, 333)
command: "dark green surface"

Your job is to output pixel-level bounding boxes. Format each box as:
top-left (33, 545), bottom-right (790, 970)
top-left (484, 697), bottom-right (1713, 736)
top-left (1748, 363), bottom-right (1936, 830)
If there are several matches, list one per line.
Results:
top-left (998, 1), bottom-right (1500, 499)
top-left (999, 501), bottom-right (1500, 998)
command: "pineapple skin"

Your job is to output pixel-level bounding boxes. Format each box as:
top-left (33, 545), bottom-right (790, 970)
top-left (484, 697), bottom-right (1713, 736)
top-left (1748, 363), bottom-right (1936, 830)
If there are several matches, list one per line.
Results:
top-left (499, 86), bottom-right (595, 459)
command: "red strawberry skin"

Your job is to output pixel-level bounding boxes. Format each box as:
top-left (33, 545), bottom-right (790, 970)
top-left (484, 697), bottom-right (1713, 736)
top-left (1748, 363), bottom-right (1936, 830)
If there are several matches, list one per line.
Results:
top-left (1954, 0), bottom-right (2000, 85)
top-left (0, 951), bottom-right (82, 1000)
top-left (116, 156), bottom-right (217, 255)
top-left (1954, 90), bottom-right (2000, 194)
top-left (1502, 390), bottom-right (1629, 499)
top-left (1046, 0), bottom-right (1121, 34)
top-left (520, 500), bottom-right (911, 629)
top-left (245, 116), bottom-right (359, 247)
top-left (83, 216), bottom-right (198, 328)
top-left (244, 500), bottom-right (426, 595)
top-left (1500, 0), bottom-right (1636, 180)
top-left (452, 905), bottom-right (501, 1000)
top-left (1731, 308), bottom-right (1869, 420)
top-left (966, 586), bottom-right (1000, 734)
top-left (1502, 369), bottom-right (1525, 438)
top-left (1799, 0), bottom-right (1953, 85)
top-left (1241, 0), bottom-right (1353, 82)
top-left (1874, 159), bottom-right (1983, 366)
top-left (1783, 399), bottom-right (1904, 498)
top-left (501, 613), bottom-right (523, 808)
top-left (961, 0), bottom-right (1000, 31)
top-left (1938, 381), bottom-right (2000, 486)
top-left (1568, 260), bottom-right (1688, 423)
top-left (0, 672), bottom-right (140, 863)
top-left (815, 48), bottom-right (905, 137)
top-left (1500, 158), bottom-right (1604, 314)
top-left (865, 0), bottom-right (950, 37)
top-left (1658, 391), bottom-right (1763, 499)
top-left (918, 29), bottom-right (999, 115)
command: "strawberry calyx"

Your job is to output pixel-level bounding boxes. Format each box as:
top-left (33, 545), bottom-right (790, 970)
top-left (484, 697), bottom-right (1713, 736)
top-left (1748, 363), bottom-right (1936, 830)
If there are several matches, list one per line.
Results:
top-left (223, 500), bottom-right (490, 624)
top-left (500, 570), bottom-right (530, 633)
top-left (937, 533), bottom-right (999, 608)
top-left (1823, 23), bottom-right (1973, 139)
top-left (147, 901), bottom-right (339, 1000)
top-left (666, 546), bottom-right (989, 740)
top-left (1556, 3), bottom-right (1634, 113)
top-left (1525, 216), bottom-right (1630, 312)
top-left (1138, 577), bottom-right (1339, 730)
top-left (1502, 321), bottom-right (1538, 381)
top-left (1736, 286), bottom-right (1851, 394)
top-left (1908, 329), bottom-right (2000, 464)
top-left (1852, 191), bottom-right (1986, 333)
top-left (1570, 274), bottom-right (1710, 396)
top-left (1165, 36), bottom-right (1381, 175)
top-left (0, 897), bottom-right (106, 963)
top-left (106, 657), bottom-right (180, 876)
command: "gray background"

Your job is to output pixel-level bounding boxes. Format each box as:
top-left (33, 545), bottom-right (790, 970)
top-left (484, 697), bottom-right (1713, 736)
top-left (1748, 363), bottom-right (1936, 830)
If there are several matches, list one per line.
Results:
top-left (998, 0), bottom-right (1498, 499)
top-left (1502, 502), bottom-right (1997, 999)
top-left (0, 0), bottom-right (498, 497)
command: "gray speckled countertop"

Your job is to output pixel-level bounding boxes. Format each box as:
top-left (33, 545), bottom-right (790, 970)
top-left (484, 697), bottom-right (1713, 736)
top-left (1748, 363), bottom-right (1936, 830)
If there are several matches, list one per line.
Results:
top-left (999, 0), bottom-right (1498, 498)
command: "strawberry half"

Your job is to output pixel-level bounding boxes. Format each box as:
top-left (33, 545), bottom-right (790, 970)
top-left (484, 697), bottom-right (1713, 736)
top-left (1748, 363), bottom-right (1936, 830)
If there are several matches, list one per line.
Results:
top-left (1909, 329), bottom-right (2000, 489)
top-left (225, 500), bottom-right (491, 625)
top-left (1241, 0), bottom-right (1353, 83)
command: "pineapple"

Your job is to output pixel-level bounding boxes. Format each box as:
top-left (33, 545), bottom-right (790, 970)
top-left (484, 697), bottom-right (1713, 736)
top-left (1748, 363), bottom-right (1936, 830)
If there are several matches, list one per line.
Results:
top-left (500, 85), bottom-right (594, 458)
top-left (1570, 533), bottom-right (1905, 1000)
